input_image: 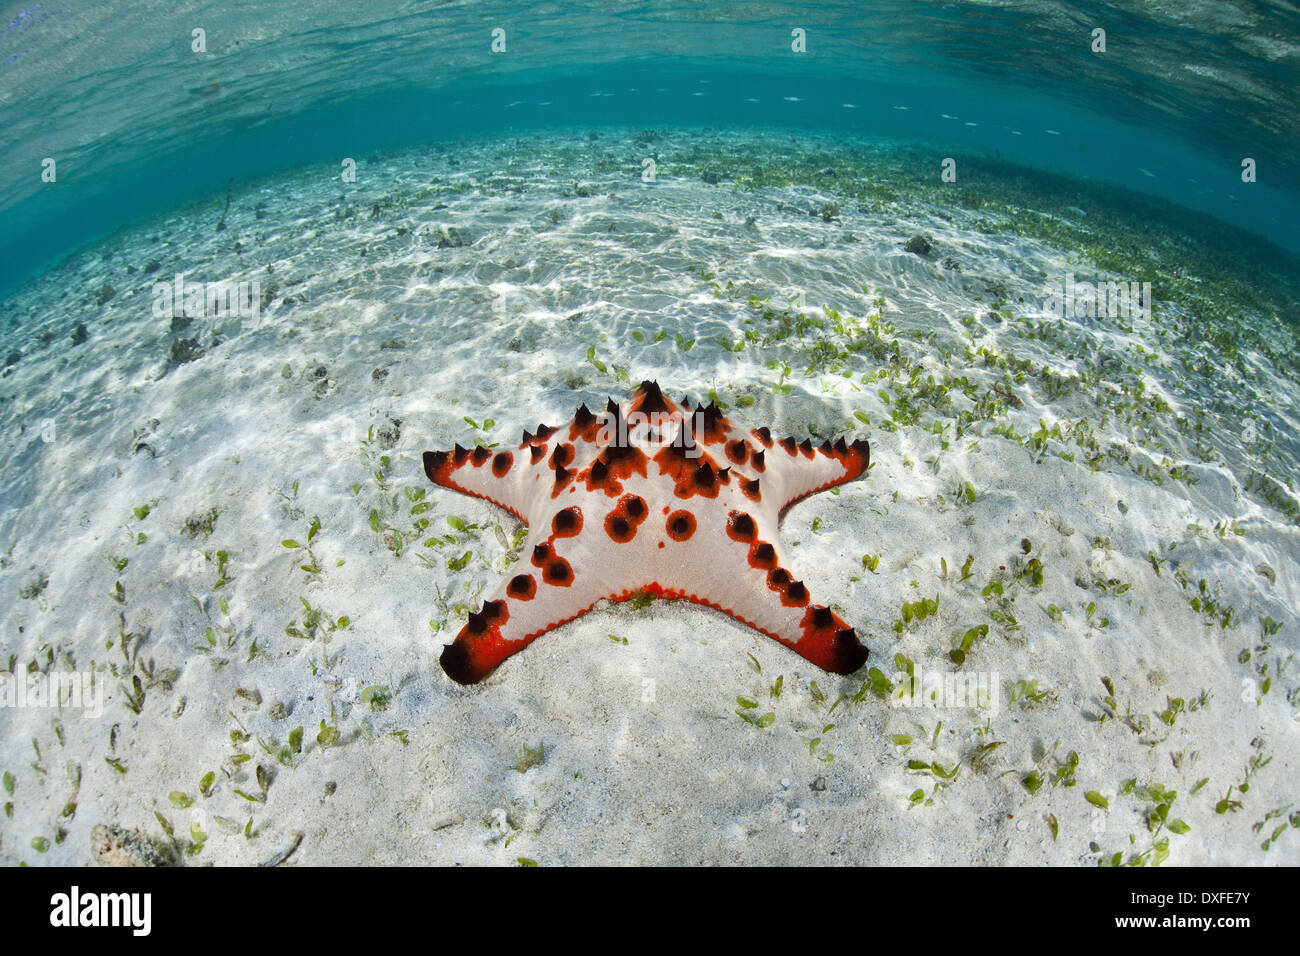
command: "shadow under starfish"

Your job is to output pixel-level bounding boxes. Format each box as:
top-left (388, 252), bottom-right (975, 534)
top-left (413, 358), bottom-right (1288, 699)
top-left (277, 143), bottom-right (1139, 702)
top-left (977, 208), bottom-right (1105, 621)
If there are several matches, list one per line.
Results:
top-left (424, 380), bottom-right (872, 685)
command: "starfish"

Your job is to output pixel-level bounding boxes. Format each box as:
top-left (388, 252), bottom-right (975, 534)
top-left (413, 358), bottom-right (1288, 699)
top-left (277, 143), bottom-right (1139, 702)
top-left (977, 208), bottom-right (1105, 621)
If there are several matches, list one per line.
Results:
top-left (423, 381), bottom-right (872, 685)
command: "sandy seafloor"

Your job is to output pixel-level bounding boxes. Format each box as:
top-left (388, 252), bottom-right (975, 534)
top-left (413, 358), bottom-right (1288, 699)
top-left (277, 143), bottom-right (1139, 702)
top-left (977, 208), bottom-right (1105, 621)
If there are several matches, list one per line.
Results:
top-left (1, 127), bottom-right (1298, 866)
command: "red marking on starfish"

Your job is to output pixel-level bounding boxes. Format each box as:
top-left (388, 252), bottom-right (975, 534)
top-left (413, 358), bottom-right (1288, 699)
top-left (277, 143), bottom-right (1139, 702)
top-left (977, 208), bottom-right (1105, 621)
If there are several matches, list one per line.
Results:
top-left (726, 510), bottom-right (756, 543)
top-left (621, 494), bottom-right (647, 524)
top-left (552, 506), bottom-right (583, 538)
top-left (551, 463), bottom-right (574, 497)
top-left (543, 556), bottom-right (574, 586)
top-left (583, 442), bottom-right (649, 497)
top-left (507, 574), bottom-right (537, 600)
top-left (748, 540), bottom-right (777, 570)
top-left (603, 493), bottom-right (647, 542)
top-left (605, 511), bottom-right (636, 542)
top-left (570, 404), bottom-right (601, 443)
top-left (691, 404), bottom-right (729, 444)
top-left (665, 509), bottom-right (697, 541)
top-left (766, 568), bottom-right (791, 591)
top-left (550, 442), bottom-right (574, 469)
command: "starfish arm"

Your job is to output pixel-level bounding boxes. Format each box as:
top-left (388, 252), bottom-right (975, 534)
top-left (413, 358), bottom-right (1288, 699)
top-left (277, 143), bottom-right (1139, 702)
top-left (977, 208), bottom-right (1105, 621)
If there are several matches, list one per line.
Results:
top-left (424, 399), bottom-right (617, 523)
top-left (438, 512), bottom-right (647, 684)
top-left (751, 432), bottom-right (871, 516)
top-left (654, 505), bottom-right (870, 674)
top-left (438, 579), bottom-right (591, 684)
top-left (677, 401), bottom-right (870, 517)
top-left (423, 445), bottom-right (540, 523)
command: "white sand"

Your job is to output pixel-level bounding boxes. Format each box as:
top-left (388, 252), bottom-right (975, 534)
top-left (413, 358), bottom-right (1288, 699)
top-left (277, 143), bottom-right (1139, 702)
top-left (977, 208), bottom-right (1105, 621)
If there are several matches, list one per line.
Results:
top-left (0, 129), bottom-right (1296, 865)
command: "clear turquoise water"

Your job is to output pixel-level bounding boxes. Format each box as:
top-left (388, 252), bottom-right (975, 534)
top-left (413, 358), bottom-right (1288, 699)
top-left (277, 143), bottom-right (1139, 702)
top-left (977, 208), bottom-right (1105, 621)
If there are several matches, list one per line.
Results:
top-left (3, 1), bottom-right (1300, 293)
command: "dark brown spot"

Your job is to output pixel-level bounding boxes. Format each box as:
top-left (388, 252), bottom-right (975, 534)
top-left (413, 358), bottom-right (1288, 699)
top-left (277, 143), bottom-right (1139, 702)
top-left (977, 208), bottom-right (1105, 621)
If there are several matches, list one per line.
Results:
top-left (604, 399), bottom-right (625, 447)
top-left (550, 443), bottom-right (573, 469)
top-left (753, 427), bottom-right (773, 447)
top-left (635, 380), bottom-right (670, 415)
top-left (832, 628), bottom-right (869, 674)
top-left (779, 437), bottom-right (797, 455)
top-left (690, 403), bottom-right (728, 444)
top-left (439, 641), bottom-right (478, 685)
top-left (726, 439), bottom-right (749, 465)
top-left (543, 558), bottom-right (573, 586)
top-left (767, 568), bottom-right (791, 588)
top-left (812, 606), bottom-right (833, 629)
top-left (492, 451), bottom-right (513, 477)
top-left (726, 511), bottom-right (756, 542)
top-left (751, 449), bottom-right (765, 472)
top-left (471, 446), bottom-right (491, 466)
top-left (530, 444), bottom-right (546, 463)
top-left (605, 514), bottom-right (634, 542)
top-left (741, 477), bottom-right (762, 501)
top-left (666, 510), bottom-right (697, 541)
top-left (507, 574), bottom-right (537, 600)
top-left (623, 495), bottom-right (646, 522)
top-left (692, 463), bottom-right (716, 489)
top-left (552, 506), bottom-right (583, 537)
top-left (784, 581), bottom-right (809, 606)
top-left (553, 464), bottom-right (572, 495)
top-left (749, 542), bottom-right (776, 569)
top-left (531, 543), bottom-right (551, 566)
top-left (423, 450), bottom-right (447, 482)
